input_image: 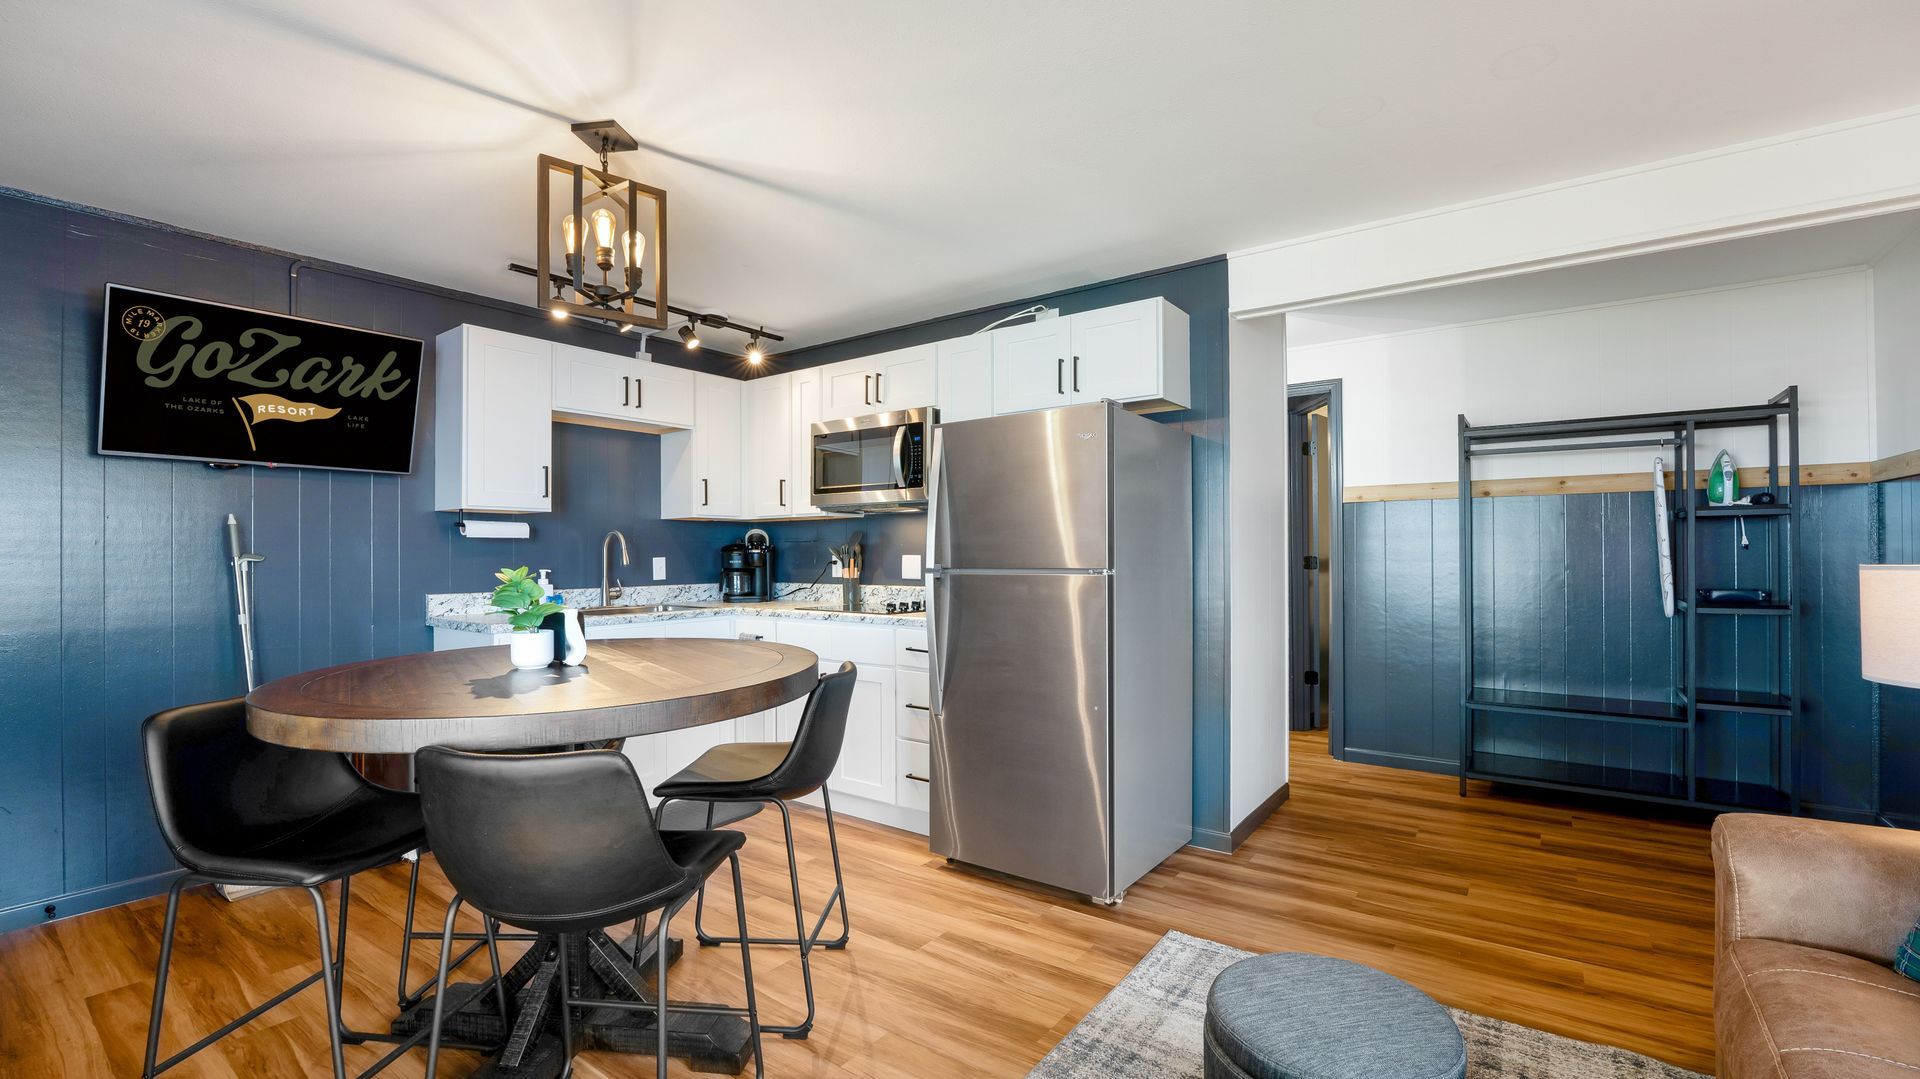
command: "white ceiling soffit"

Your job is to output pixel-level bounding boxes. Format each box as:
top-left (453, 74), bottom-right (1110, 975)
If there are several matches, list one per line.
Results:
top-left (5, 2), bottom-right (1920, 350)
top-left (1286, 209), bottom-right (1920, 349)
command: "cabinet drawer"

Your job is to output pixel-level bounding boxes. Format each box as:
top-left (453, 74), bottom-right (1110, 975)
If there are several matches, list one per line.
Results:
top-left (894, 626), bottom-right (929, 670)
top-left (775, 620), bottom-right (894, 668)
top-left (898, 672), bottom-right (931, 741)
top-left (897, 738), bottom-right (930, 812)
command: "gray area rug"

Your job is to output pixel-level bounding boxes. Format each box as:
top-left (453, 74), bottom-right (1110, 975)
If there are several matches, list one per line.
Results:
top-left (1029, 931), bottom-right (1707, 1079)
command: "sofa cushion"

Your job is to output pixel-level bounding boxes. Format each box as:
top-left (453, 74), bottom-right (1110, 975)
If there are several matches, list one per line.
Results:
top-left (1718, 936), bottom-right (1920, 1078)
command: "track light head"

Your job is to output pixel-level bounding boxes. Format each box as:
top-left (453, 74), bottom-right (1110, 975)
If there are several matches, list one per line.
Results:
top-left (744, 330), bottom-right (765, 365)
top-left (677, 322), bottom-right (701, 350)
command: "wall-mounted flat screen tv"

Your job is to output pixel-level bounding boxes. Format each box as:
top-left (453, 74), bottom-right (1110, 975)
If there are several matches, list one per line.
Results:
top-left (97, 284), bottom-right (424, 474)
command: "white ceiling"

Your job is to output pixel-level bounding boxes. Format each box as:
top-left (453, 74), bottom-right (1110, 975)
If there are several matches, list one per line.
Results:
top-left (1286, 209), bottom-right (1920, 348)
top-left (6, 1), bottom-right (1920, 351)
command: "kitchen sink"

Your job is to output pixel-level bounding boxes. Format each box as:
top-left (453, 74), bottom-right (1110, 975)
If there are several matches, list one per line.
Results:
top-left (578, 604), bottom-right (708, 617)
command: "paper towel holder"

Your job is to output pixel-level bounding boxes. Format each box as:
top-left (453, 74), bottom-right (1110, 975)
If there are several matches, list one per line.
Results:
top-left (459, 519), bottom-right (531, 540)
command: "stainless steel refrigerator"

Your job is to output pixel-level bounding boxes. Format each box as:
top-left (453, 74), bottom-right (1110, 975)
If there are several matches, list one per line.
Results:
top-left (924, 401), bottom-right (1193, 904)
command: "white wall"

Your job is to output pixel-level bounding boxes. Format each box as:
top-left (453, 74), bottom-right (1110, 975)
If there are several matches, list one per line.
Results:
top-left (1230, 105), bottom-right (1920, 318)
top-left (1227, 314), bottom-right (1289, 828)
top-left (1873, 223), bottom-right (1920, 461)
top-left (1287, 271), bottom-right (1874, 488)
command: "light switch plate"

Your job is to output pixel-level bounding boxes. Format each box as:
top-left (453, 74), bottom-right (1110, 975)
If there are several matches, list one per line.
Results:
top-left (652, 556), bottom-right (667, 581)
top-left (902, 554), bottom-right (922, 579)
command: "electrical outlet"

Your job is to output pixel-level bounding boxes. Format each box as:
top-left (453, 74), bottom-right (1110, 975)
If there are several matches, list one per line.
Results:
top-left (652, 556), bottom-right (666, 581)
top-left (902, 554), bottom-right (922, 579)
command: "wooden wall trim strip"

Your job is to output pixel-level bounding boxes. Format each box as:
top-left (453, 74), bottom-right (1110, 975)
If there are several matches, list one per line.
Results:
top-left (1872, 448), bottom-right (1920, 483)
top-left (1345, 462), bottom-right (1871, 502)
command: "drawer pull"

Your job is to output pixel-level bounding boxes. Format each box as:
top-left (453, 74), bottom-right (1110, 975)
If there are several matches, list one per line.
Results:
top-left (904, 703), bottom-right (929, 711)
top-left (904, 646), bottom-right (928, 654)
top-left (904, 772), bottom-right (930, 783)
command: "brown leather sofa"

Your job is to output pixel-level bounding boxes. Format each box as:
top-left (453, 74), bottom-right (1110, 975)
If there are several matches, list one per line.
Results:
top-left (1713, 813), bottom-right (1920, 1077)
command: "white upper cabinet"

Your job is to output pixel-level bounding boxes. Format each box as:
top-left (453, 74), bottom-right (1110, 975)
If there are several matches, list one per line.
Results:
top-left (550, 342), bottom-right (630, 420)
top-left (787, 367), bottom-right (829, 518)
top-left (873, 344), bottom-right (936, 411)
top-left (936, 334), bottom-right (994, 423)
top-left (819, 344), bottom-right (937, 420)
top-left (990, 317), bottom-right (1075, 415)
top-left (631, 356), bottom-right (695, 428)
top-left (434, 325), bottom-right (553, 513)
top-left (743, 372), bottom-right (793, 518)
top-left (988, 299), bottom-right (1189, 416)
top-left (823, 359), bottom-right (876, 420)
top-left (551, 344), bottom-right (695, 429)
top-left (660, 371), bottom-right (742, 519)
top-left (1069, 298), bottom-right (1189, 412)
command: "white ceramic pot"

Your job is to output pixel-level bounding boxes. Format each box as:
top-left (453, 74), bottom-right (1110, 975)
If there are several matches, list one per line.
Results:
top-left (508, 628), bottom-right (555, 670)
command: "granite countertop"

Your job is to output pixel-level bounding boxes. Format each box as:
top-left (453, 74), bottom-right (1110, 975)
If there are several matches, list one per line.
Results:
top-left (426, 583), bottom-right (927, 634)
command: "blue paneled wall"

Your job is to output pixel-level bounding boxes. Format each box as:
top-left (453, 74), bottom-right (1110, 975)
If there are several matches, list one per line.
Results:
top-left (0, 191), bottom-right (746, 929)
top-left (1339, 481), bottom-right (1902, 820)
top-left (1881, 476), bottom-right (1920, 822)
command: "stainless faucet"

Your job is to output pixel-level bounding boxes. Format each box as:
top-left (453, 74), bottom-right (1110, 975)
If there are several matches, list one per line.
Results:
top-left (602, 530), bottom-right (630, 606)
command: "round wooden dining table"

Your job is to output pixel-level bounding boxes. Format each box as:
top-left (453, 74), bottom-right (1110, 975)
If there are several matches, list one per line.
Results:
top-left (244, 635), bottom-right (822, 1078)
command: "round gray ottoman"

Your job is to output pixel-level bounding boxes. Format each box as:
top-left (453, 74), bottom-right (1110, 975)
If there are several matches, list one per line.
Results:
top-left (1204, 954), bottom-right (1466, 1079)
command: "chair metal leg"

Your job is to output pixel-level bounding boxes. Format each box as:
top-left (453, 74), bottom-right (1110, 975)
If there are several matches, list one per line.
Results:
top-left (729, 853), bottom-right (766, 1078)
top-left (557, 936), bottom-right (577, 1079)
top-left (141, 874), bottom-right (193, 1078)
top-left (818, 788), bottom-right (853, 949)
top-left (305, 886), bottom-right (349, 1079)
top-left (395, 854), bottom-right (422, 1008)
top-left (771, 798), bottom-right (817, 1037)
top-left (483, 916), bottom-right (510, 1025)
top-left (691, 799), bottom-right (720, 946)
top-left (422, 895), bottom-right (464, 1079)
top-left (655, 910), bottom-right (671, 1079)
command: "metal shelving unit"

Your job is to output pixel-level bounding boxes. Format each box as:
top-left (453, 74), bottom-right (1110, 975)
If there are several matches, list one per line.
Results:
top-left (1457, 387), bottom-right (1801, 814)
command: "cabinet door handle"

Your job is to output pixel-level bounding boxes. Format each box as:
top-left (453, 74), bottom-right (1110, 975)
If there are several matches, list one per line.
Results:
top-left (636, 378), bottom-right (643, 409)
top-left (875, 372), bottom-right (883, 402)
top-left (864, 374), bottom-right (872, 406)
top-left (904, 702), bottom-right (930, 711)
top-left (622, 375), bottom-right (630, 407)
top-left (1057, 357), bottom-right (1065, 395)
top-left (904, 772), bottom-right (930, 784)
top-left (1072, 355), bottom-right (1080, 393)
top-left (779, 478), bottom-right (787, 507)
top-left (702, 478), bottom-right (709, 506)
top-left (905, 646), bottom-right (929, 654)
top-left (542, 465), bottom-right (550, 498)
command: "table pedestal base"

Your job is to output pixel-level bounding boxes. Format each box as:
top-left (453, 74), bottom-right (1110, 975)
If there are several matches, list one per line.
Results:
top-left (392, 928), bottom-right (753, 1076)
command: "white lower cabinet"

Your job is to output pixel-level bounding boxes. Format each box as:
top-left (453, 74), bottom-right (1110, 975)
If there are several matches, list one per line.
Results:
top-left (428, 613), bottom-right (931, 831)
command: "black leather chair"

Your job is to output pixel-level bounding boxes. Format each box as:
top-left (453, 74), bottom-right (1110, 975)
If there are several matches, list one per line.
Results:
top-left (415, 744), bottom-right (764, 1079)
top-left (139, 697), bottom-right (501, 1078)
top-left (653, 661), bottom-right (858, 1038)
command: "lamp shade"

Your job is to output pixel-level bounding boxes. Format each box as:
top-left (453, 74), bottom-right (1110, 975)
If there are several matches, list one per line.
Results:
top-left (1861, 565), bottom-right (1920, 689)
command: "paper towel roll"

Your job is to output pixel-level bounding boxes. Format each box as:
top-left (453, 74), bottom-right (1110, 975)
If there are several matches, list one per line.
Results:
top-left (459, 519), bottom-right (530, 539)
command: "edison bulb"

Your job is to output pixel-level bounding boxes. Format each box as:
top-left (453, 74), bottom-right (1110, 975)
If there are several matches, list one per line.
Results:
top-left (590, 208), bottom-right (617, 251)
top-left (622, 229), bottom-right (645, 267)
top-left (561, 214), bottom-right (579, 255)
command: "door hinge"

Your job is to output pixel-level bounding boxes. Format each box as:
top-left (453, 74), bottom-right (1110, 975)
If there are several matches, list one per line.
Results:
top-left (1301, 554), bottom-right (1320, 571)
top-left (1302, 670), bottom-right (1320, 686)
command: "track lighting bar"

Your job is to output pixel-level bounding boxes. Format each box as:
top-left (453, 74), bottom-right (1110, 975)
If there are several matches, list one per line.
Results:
top-left (506, 262), bottom-right (782, 343)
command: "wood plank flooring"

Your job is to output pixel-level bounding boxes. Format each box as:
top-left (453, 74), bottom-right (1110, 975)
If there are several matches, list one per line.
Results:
top-left (0, 731), bottom-right (1719, 1076)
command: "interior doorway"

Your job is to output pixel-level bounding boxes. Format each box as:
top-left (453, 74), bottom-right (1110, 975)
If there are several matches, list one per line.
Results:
top-left (1286, 381), bottom-right (1343, 749)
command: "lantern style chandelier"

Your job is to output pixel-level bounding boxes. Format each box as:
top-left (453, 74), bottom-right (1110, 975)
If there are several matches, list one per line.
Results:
top-left (510, 119), bottom-right (784, 359)
top-left (532, 120), bottom-right (666, 329)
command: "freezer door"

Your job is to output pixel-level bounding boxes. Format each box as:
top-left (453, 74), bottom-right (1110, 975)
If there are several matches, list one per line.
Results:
top-left (929, 571), bottom-right (1111, 897)
top-left (930, 403), bottom-right (1110, 570)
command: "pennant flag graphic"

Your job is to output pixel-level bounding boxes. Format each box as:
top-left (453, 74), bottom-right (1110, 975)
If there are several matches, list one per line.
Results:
top-left (232, 393), bottom-right (342, 451)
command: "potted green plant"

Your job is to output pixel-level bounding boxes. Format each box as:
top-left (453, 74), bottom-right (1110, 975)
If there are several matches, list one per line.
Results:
top-left (491, 566), bottom-right (563, 669)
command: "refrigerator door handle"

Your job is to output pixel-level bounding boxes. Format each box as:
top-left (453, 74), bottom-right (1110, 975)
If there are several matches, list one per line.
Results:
top-left (925, 424), bottom-right (946, 720)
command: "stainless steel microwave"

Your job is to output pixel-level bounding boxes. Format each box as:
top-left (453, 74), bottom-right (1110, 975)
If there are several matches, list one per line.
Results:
top-left (810, 407), bottom-right (936, 513)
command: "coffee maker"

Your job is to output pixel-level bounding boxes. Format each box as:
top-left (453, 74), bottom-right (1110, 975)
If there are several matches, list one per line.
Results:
top-left (720, 528), bottom-right (775, 603)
